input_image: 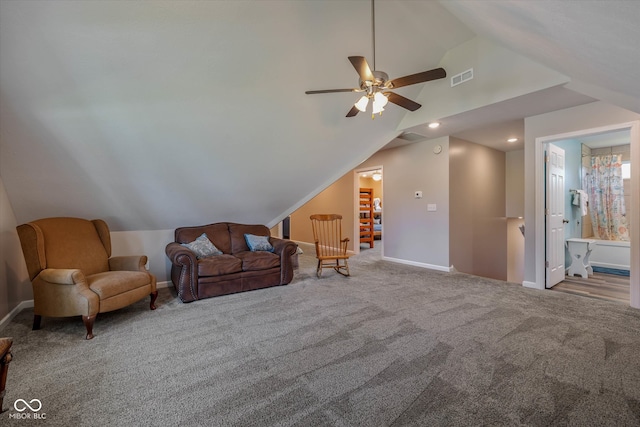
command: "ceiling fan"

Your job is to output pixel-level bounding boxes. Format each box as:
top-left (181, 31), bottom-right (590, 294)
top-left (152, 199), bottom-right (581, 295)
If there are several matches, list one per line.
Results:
top-left (305, 0), bottom-right (447, 118)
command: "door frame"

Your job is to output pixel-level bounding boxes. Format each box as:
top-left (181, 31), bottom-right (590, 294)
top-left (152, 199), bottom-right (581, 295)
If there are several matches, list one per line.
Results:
top-left (534, 121), bottom-right (639, 308)
top-left (354, 165), bottom-right (383, 256)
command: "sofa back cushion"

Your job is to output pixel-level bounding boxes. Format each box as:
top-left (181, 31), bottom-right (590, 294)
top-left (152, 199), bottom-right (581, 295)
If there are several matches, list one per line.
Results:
top-left (175, 223), bottom-right (232, 254)
top-left (228, 223), bottom-right (270, 253)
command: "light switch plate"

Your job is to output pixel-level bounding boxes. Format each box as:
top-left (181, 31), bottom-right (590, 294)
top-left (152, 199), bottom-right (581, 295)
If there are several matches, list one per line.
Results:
top-left (415, 191), bottom-right (423, 199)
top-left (427, 204), bottom-right (437, 212)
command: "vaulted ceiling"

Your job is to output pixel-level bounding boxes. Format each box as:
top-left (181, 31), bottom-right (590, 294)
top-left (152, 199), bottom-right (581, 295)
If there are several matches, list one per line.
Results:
top-left (1, 1), bottom-right (638, 231)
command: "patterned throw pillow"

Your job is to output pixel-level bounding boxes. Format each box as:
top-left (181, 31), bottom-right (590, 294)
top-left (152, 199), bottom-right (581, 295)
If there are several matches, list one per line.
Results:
top-left (244, 234), bottom-right (274, 252)
top-left (181, 233), bottom-right (223, 259)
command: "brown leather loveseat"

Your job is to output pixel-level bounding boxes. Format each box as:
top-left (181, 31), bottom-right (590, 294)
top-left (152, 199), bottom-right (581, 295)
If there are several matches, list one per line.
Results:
top-left (165, 222), bottom-right (298, 303)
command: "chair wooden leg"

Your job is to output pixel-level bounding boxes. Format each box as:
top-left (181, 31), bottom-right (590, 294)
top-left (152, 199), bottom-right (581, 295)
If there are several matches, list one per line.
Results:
top-left (82, 315), bottom-right (96, 340)
top-left (32, 315), bottom-right (42, 330)
top-left (149, 291), bottom-right (158, 310)
top-left (336, 259), bottom-right (350, 277)
top-left (316, 259), bottom-right (322, 278)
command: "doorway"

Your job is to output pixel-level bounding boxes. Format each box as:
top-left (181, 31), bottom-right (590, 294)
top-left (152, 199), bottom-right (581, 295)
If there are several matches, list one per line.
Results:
top-left (534, 121), bottom-right (639, 308)
top-left (355, 167), bottom-right (383, 256)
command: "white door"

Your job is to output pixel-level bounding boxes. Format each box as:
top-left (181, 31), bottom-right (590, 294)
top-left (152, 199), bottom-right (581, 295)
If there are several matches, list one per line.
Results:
top-left (546, 143), bottom-right (566, 288)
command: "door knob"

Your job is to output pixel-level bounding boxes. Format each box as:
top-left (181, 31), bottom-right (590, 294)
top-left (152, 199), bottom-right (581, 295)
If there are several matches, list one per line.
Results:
top-left (563, 219), bottom-right (569, 223)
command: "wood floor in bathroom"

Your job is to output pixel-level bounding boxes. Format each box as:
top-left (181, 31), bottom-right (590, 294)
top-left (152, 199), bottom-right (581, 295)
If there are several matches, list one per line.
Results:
top-left (553, 272), bottom-right (630, 304)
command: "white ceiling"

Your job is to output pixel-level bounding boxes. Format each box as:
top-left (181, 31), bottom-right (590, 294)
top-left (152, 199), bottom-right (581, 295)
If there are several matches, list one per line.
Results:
top-left (1, 1), bottom-right (638, 231)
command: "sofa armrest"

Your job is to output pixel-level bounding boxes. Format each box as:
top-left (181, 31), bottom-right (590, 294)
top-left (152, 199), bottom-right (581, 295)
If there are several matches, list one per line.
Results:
top-left (270, 237), bottom-right (298, 285)
top-left (165, 242), bottom-right (197, 265)
top-left (165, 242), bottom-right (199, 302)
top-left (109, 255), bottom-right (147, 272)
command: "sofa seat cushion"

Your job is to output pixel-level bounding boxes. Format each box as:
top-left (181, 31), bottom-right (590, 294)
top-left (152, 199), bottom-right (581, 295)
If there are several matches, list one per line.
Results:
top-left (88, 271), bottom-right (151, 300)
top-left (235, 251), bottom-right (280, 271)
top-left (197, 255), bottom-right (242, 277)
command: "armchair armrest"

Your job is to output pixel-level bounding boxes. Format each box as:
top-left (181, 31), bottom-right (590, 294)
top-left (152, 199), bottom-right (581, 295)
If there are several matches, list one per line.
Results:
top-left (39, 268), bottom-right (86, 286)
top-left (34, 268), bottom-right (99, 317)
top-left (109, 255), bottom-right (147, 272)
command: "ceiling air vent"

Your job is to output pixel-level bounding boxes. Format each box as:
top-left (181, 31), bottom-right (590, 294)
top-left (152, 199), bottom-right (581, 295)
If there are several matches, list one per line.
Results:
top-left (397, 132), bottom-right (426, 142)
top-left (451, 68), bottom-right (473, 87)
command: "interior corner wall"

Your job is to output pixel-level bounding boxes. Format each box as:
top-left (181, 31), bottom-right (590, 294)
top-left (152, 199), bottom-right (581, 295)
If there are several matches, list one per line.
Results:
top-left (506, 150), bottom-right (524, 218)
top-left (449, 137), bottom-right (507, 280)
top-left (523, 101), bottom-right (640, 288)
top-left (507, 218), bottom-right (525, 283)
top-left (359, 136), bottom-right (451, 269)
top-left (0, 174), bottom-right (32, 322)
top-left (289, 172), bottom-right (356, 252)
top-left (109, 229), bottom-right (174, 284)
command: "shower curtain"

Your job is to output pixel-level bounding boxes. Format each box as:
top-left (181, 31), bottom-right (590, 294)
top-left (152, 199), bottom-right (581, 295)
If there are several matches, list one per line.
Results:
top-left (588, 154), bottom-right (629, 241)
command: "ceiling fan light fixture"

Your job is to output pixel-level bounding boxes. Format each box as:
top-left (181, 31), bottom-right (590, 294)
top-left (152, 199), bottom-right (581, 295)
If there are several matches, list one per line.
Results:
top-left (374, 91), bottom-right (388, 108)
top-left (355, 95), bottom-right (369, 112)
top-left (372, 101), bottom-right (385, 115)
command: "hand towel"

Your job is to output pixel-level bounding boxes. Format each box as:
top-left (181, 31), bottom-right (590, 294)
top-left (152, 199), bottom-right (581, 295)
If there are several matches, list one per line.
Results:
top-left (576, 190), bottom-right (588, 216)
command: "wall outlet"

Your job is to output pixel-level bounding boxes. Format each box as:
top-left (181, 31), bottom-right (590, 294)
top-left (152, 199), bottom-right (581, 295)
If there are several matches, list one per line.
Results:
top-left (415, 191), bottom-right (423, 199)
top-left (427, 204), bottom-right (437, 212)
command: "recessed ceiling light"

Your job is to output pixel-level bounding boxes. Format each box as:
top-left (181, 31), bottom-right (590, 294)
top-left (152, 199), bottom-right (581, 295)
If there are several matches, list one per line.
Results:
top-left (507, 138), bottom-right (518, 143)
top-left (428, 122), bottom-right (440, 129)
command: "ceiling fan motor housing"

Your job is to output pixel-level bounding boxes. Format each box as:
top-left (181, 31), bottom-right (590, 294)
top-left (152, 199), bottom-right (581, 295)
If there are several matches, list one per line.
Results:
top-left (359, 70), bottom-right (390, 92)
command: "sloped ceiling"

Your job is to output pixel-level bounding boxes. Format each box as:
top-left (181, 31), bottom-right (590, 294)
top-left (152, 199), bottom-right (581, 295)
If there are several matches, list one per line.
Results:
top-left (1, 1), bottom-right (638, 232)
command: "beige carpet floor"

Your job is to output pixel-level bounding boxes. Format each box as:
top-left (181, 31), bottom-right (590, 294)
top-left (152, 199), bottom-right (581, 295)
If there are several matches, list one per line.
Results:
top-left (2, 242), bottom-right (639, 426)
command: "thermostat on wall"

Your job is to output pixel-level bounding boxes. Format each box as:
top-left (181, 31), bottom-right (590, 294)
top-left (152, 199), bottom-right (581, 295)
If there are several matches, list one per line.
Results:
top-left (433, 144), bottom-right (442, 154)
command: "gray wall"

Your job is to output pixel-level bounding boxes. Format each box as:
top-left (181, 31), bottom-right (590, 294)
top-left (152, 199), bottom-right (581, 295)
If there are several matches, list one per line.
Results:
top-left (0, 175), bottom-right (32, 323)
top-left (506, 150), bottom-right (524, 218)
top-left (358, 136), bottom-right (451, 269)
top-left (449, 137), bottom-right (507, 280)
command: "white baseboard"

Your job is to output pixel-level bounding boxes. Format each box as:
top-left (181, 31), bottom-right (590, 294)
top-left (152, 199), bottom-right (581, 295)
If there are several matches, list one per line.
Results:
top-left (590, 262), bottom-right (630, 271)
top-left (523, 280), bottom-right (543, 290)
top-left (382, 256), bottom-right (454, 273)
top-left (0, 299), bottom-right (34, 332)
top-left (1, 283), bottom-right (172, 332)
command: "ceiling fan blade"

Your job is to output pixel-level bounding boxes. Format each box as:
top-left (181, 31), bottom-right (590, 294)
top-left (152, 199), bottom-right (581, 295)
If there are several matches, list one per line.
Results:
top-left (385, 92), bottom-right (421, 111)
top-left (305, 88), bottom-right (359, 94)
top-left (348, 56), bottom-right (374, 82)
top-left (388, 67), bottom-right (446, 89)
top-left (346, 105), bottom-right (360, 117)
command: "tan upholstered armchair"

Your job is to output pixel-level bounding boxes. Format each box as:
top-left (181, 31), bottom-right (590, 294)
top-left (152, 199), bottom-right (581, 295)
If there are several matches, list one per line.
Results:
top-left (17, 217), bottom-right (157, 339)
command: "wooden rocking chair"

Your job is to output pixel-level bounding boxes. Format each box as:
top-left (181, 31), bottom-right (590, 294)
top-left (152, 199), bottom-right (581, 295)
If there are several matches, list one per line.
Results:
top-left (310, 214), bottom-right (351, 277)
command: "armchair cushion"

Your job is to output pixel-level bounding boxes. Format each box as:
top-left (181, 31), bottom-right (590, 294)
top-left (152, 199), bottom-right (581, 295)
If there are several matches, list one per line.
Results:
top-left (88, 271), bottom-right (154, 300)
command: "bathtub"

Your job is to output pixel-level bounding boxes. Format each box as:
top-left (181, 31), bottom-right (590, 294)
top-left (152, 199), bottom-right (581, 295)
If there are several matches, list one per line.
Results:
top-left (588, 239), bottom-right (631, 271)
